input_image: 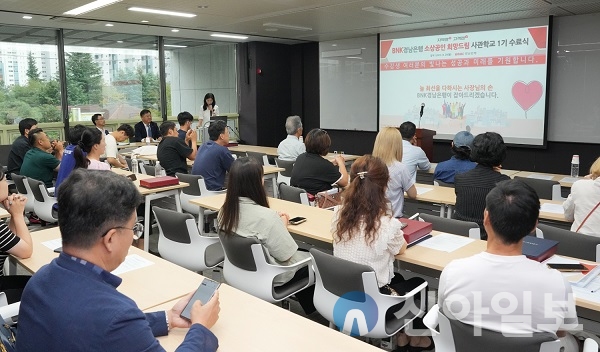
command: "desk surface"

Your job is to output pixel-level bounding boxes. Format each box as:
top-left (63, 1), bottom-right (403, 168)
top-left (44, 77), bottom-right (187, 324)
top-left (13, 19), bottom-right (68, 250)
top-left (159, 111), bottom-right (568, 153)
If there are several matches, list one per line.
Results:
top-left (147, 284), bottom-right (381, 352)
top-left (117, 142), bottom-right (159, 150)
top-left (229, 144), bottom-right (360, 162)
top-left (513, 171), bottom-right (580, 188)
top-left (16, 228), bottom-right (203, 311)
top-left (0, 208), bottom-right (9, 219)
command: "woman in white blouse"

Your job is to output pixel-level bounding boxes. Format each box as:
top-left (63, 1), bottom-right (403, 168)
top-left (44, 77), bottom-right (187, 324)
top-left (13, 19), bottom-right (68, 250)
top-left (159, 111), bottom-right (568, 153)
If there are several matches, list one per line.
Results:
top-left (563, 157), bottom-right (600, 236)
top-left (73, 128), bottom-right (110, 170)
top-left (332, 155), bottom-right (432, 351)
top-left (200, 93), bottom-right (219, 126)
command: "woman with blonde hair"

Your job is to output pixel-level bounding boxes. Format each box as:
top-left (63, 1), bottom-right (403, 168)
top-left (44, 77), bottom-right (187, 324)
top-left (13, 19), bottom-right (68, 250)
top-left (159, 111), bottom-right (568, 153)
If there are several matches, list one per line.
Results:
top-left (332, 155), bottom-right (432, 351)
top-left (372, 127), bottom-right (417, 217)
top-left (563, 156), bottom-right (600, 236)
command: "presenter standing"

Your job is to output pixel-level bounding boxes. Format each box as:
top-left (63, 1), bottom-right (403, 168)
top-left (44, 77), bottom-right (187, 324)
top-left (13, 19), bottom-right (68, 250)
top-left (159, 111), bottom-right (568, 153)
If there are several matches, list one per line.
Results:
top-left (200, 93), bottom-right (219, 126)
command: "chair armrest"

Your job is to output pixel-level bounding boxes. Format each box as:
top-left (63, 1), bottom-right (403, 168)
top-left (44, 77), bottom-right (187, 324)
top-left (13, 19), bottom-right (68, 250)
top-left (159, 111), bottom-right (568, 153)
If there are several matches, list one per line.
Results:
top-left (583, 338), bottom-right (599, 352)
top-left (422, 304), bottom-right (440, 335)
top-left (0, 302), bottom-right (19, 325)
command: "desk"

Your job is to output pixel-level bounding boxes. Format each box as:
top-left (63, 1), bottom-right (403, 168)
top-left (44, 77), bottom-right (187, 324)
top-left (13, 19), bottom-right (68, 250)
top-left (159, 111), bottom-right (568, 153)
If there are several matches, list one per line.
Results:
top-left (0, 208), bottom-right (9, 219)
top-left (228, 144), bottom-right (361, 163)
top-left (148, 284), bottom-right (381, 352)
top-left (14, 227), bottom-right (202, 311)
top-left (111, 168), bottom-right (188, 252)
top-left (513, 171), bottom-right (581, 188)
top-left (117, 142), bottom-right (158, 150)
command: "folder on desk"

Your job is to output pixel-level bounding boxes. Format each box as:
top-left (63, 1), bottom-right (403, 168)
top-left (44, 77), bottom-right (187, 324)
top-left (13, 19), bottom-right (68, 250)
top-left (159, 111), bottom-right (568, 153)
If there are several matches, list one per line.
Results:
top-left (139, 176), bottom-right (179, 189)
top-left (399, 218), bottom-right (433, 245)
top-left (522, 237), bottom-right (559, 262)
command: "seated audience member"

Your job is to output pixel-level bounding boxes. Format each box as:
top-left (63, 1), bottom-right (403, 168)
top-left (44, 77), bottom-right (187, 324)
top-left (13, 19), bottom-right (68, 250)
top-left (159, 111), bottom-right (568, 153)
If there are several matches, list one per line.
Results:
top-left (0, 163), bottom-right (33, 303)
top-left (134, 109), bottom-right (161, 142)
top-left (20, 128), bottom-right (63, 188)
top-left (399, 121), bottom-right (431, 182)
top-left (157, 121), bottom-right (197, 176)
top-left (290, 128), bottom-right (348, 195)
top-left (372, 127), bottom-right (417, 217)
top-left (7, 118), bottom-right (38, 179)
top-left (177, 111), bottom-right (195, 142)
top-left (454, 132), bottom-right (509, 238)
top-left (74, 128), bottom-right (110, 171)
top-left (191, 120), bottom-right (234, 191)
top-left (277, 115), bottom-right (305, 161)
top-left (332, 155), bottom-right (432, 351)
top-left (105, 124), bottom-right (134, 169)
top-left (563, 156), bottom-right (600, 236)
top-left (18, 169), bottom-right (220, 351)
top-left (433, 130), bottom-right (476, 184)
top-left (55, 124), bottom-right (87, 193)
top-left (218, 158), bottom-right (315, 314)
top-left (91, 113), bottom-right (109, 135)
top-left (439, 180), bottom-right (579, 351)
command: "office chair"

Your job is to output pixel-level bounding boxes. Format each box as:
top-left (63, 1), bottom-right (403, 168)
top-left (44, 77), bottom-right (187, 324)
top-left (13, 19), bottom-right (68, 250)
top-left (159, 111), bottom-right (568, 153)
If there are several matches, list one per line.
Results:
top-left (419, 213), bottom-right (481, 239)
top-left (246, 151), bottom-right (271, 166)
top-left (537, 223), bottom-right (600, 262)
top-left (278, 183), bottom-right (310, 206)
top-left (10, 174), bottom-right (35, 214)
top-left (309, 248), bottom-right (427, 339)
top-left (218, 231), bottom-right (314, 304)
top-left (514, 176), bottom-right (563, 201)
top-left (142, 164), bottom-right (155, 176)
top-left (152, 207), bottom-right (224, 273)
top-left (175, 173), bottom-right (225, 232)
top-left (423, 304), bottom-right (564, 352)
top-left (274, 158), bottom-right (294, 186)
top-left (26, 178), bottom-right (57, 223)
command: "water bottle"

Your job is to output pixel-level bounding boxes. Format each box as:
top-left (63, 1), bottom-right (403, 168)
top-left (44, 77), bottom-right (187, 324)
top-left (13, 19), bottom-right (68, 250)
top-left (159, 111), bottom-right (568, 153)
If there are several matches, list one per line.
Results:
top-left (571, 155), bottom-right (580, 178)
top-left (131, 155), bottom-right (138, 174)
top-left (155, 161), bottom-right (166, 177)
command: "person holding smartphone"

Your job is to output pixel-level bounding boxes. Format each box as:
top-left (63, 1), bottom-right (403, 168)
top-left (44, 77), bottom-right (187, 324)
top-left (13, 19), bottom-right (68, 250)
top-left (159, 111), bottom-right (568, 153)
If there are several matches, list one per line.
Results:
top-left (218, 157), bottom-right (316, 314)
top-left (18, 170), bottom-right (220, 351)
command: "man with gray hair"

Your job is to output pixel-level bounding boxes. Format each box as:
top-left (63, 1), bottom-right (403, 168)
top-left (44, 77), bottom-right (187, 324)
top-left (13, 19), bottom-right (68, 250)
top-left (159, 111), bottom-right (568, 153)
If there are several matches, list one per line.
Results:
top-left (277, 115), bottom-right (305, 161)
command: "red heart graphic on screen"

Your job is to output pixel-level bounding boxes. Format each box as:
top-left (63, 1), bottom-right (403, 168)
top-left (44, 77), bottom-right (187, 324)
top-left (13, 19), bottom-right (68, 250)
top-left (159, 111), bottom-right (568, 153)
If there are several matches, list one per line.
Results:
top-left (512, 81), bottom-right (543, 111)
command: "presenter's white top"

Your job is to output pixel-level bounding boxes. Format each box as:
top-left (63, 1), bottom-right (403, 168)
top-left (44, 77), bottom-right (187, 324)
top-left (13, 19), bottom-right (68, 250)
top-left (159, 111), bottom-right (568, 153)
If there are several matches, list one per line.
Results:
top-left (277, 135), bottom-right (306, 161)
top-left (200, 105), bottom-right (220, 123)
top-left (563, 178), bottom-right (600, 236)
top-left (438, 252), bottom-right (578, 336)
top-left (401, 139), bottom-right (431, 183)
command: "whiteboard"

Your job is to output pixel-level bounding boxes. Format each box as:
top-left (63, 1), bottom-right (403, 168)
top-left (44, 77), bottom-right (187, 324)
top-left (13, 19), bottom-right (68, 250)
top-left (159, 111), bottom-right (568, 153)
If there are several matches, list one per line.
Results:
top-left (319, 36), bottom-right (378, 132)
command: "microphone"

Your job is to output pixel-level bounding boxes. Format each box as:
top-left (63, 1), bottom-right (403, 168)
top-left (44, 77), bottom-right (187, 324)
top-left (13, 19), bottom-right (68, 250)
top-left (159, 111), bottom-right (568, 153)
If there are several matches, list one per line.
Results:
top-left (419, 103), bottom-right (425, 117)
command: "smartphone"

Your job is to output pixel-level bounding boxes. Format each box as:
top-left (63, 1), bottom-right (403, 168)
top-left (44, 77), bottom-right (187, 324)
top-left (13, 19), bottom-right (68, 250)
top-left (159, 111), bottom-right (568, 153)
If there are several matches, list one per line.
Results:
top-left (126, 174), bottom-right (137, 181)
top-left (53, 247), bottom-right (62, 253)
top-left (180, 278), bottom-right (220, 320)
top-left (289, 216), bottom-right (307, 225)
top-left (546, 263), bottom-right (586, 272)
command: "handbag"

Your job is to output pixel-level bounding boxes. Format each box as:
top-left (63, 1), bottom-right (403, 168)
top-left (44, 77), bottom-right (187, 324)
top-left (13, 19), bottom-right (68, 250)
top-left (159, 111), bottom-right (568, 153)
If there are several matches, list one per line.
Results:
top-left (0, 314), bottom-right (16, 352)
top-left (315, 187), bottom-right (343, 209)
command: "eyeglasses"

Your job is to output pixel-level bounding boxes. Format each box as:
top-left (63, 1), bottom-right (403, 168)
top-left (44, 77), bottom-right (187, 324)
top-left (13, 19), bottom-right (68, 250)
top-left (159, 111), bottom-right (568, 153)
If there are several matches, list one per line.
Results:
top-left (102, 222), bottom-right (144, 240)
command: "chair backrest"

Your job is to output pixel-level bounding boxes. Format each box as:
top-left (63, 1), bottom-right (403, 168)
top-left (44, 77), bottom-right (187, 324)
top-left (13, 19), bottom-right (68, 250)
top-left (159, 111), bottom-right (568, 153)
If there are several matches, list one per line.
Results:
top-left (278, 183), bottom-right (309, 205)
top-left (26, 178), bottom-right (46, 202)
top-left (175, 173), bottom-right (202, 196)
top-left (419, 213), bottom-right (480, 239)
top-left (125, 157), bottom-right (133, 171)
top-left (434, 179), bottom-right (454, 188)
top-left (143, 164), bottom-right (156, 176)
top-left (514, 176), bottom-right (560, 201)
top-left (153, 206), bottom-right (193, 244)
top-left (11, 173), bottom-right (27, 194)
top-left (309, 248), bottom-right (370, 297)
top-left (537, 223), bottom-right (600, 262)
top-left (218, 231), bottom-right (263, 271)
top-left (246, 151), bottom-right (269, 166)
top-left (274, 158), bottom-right (295, 177)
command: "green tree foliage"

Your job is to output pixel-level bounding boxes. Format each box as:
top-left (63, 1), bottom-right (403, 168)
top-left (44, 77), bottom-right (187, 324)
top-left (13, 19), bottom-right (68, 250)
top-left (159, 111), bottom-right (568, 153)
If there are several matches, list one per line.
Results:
top-left (65, 52), bottom-right (103, 105)
top-left (26, 52), bottom-right (40, 82)
top-left (112, 67), bottom-right (160, 110)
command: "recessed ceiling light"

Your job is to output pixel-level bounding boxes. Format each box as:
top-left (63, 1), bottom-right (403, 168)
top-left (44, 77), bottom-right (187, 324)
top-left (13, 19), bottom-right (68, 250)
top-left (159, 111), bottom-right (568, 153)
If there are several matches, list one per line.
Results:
top-left (198, 5), bottom-right (208, 9)
top-left (332, 44), bottom-right (337, 47)
top-left (128, 7), bottom-right (196, 18)
top-left (211, 33), bottom-right (248, 40)
top-left (64, 0), bottom-right (122, 16)
top-left (117, 40), bottom-right (123, 43)
top-left (105, 23), bottom-right (114, 27)
top-left (141, 20), bottom-right (149, 23)
top-left (22, 15), bottom-right (32, 19)
top-left (164, 44), bottom-right (188, 48)
top-left (362, 6), bottom-right (411, 18)
top-left (171, 29), bottom-right (180, 32)
top-left (263, 23), bottom-right (312, 31)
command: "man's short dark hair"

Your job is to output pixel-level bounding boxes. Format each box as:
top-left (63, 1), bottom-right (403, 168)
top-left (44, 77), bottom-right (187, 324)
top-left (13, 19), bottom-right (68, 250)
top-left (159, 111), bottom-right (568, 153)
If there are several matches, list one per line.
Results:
top-left (485, 179), bottom-right (539, 245)
top-left (68, 124), bottom-right (87, 145)
top-left (305, 128), bottom-right (331, 156)
top-left (471, 132), bottom-right (507, 167)
top-left (208, 120), bottom-right (227, 141)
top-left (91, 114), bottom-right (102, 126)
top-left (399, 121), bottom-right (416, 140)
top-left (58, 169), bottom-right (142, 249)
top-left (140, 109), bottom-right (151, 117)
top-left (177, 111), bottom-right (194, 126)
top-left (28, 128), bottom-right (44, 146)
top-left (19, 118), bottom-right (38, 136)
top-left (160, 121), bottom-right (176, 137)
top-left (117, 124), bottom-right (135, 138)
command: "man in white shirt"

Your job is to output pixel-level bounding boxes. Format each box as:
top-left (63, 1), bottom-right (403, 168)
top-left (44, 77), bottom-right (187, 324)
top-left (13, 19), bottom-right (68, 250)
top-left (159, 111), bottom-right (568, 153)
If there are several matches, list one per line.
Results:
top-left (105, 124), bottom-right (134, 169)
top-left (277, 115), bottom-right (305, 161)
top-left (91, 114), bottom-right (108, 135)
top-left (438, 179), bottom-right (579, 350)
top-left (400, 121), bottom-right (430, 183)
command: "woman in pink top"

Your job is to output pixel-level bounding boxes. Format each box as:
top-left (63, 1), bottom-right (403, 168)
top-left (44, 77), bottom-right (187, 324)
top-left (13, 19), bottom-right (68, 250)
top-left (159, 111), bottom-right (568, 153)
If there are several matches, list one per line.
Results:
top-left (74, 128), bottom-right (110, 171)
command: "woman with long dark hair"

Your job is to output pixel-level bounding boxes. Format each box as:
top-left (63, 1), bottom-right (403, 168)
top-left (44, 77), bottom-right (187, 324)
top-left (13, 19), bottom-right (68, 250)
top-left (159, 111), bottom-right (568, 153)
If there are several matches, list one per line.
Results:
top-left (332, 155), bottom-right (433, 351)
top-left (73, 128), bottom-right (109, 170)
top-left (200, 93), bottom-right (219, 126)
top-left (218, 157), bottom-right (315, 313)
